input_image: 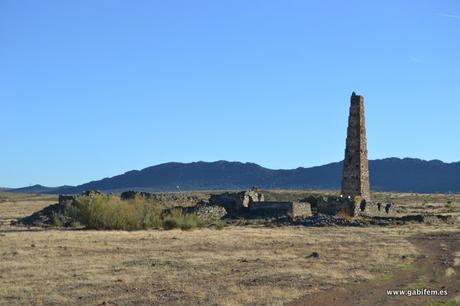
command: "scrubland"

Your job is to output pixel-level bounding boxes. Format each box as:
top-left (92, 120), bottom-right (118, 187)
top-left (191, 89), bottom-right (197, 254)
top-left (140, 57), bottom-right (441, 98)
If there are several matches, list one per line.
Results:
top-left (0, 191), bottom-right (459, 305)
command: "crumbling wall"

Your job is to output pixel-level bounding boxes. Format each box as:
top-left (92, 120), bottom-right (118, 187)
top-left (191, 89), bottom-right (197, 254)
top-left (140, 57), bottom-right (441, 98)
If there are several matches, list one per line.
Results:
top-left (208, 189), bottom-right (311, 219)
top-left (183, 202), bottom-right (227, 221)
top-left (248, 201), bottom-right (311, 218)
top-left (359, 201), bottom-right (396, 217)
top-left (303, 195), bottom-right (358, 217)
top-left (208, 187), bottom-right (264, 212)
top-left (302, 195), bottom-right (396, 217)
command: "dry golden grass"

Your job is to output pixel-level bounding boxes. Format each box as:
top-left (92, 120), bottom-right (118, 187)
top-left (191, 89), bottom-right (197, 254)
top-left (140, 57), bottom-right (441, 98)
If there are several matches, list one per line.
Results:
top-left (0, 195), bottom-right (57, 229)
top-left (4, 224), bottom-right (457, 305)
top-left (0, 200), bottom-right (54, 220)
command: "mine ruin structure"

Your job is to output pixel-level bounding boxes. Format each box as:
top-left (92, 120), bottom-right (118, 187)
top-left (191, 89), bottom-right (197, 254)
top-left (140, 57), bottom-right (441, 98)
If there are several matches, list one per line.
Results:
top-left (341, 92), bottom-right (371, 202)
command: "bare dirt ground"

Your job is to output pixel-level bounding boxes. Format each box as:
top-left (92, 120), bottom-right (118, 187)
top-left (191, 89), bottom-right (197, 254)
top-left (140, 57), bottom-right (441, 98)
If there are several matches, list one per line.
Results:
top-left (0, 191), bottom-right (459, 305)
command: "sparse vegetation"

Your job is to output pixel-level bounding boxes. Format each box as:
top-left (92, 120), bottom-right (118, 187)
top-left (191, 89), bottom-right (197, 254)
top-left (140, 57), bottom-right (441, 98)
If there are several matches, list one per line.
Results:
top-left (0, 191), bottom-right (57, 203)
top-left (161, 208), bottom-right (205, 230)
top-left (0, 223), bottom-right (425, 305)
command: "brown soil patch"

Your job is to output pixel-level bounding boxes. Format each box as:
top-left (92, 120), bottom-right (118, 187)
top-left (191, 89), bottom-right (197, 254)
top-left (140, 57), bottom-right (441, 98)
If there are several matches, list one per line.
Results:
top-left (288, 231), bottom-right (460, 306)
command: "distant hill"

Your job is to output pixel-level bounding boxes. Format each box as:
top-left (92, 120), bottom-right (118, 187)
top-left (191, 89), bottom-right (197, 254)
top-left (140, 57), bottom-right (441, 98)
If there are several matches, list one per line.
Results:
top-left (9, 184), bottom-right (72, 194)
top-left (26, 158), bottom-right (459, 194)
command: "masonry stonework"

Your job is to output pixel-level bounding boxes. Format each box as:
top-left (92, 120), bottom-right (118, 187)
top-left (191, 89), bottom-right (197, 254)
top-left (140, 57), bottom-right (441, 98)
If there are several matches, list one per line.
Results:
top-left (341, 92), bottom-right (371, 202)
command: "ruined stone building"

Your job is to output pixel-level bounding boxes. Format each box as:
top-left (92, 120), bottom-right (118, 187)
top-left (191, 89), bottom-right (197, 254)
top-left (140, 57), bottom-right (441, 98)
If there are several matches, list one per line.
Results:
top-left (341, 92), bottom-right (371, 202)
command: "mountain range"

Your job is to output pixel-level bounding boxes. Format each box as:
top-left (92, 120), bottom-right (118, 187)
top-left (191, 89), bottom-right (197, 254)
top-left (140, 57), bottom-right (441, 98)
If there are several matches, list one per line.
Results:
top-left (7, 158), bottom-right (460, 194)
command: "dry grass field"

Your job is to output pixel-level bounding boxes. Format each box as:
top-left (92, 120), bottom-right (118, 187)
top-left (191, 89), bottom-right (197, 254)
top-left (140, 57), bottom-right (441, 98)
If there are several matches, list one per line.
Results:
top-left (0, 191), bottom-right (460, 305)
top-left (0, 193), bottom-right (57, 228)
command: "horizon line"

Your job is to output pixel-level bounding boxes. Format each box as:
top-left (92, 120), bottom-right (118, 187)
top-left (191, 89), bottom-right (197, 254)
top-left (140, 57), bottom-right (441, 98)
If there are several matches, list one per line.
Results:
top-left (3, 156), bottom-right (458, 189)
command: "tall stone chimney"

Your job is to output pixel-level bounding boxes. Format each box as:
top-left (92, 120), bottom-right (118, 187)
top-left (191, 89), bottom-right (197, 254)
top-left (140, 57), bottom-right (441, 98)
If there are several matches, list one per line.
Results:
top-left (341, 92), bottom-right (371, 202)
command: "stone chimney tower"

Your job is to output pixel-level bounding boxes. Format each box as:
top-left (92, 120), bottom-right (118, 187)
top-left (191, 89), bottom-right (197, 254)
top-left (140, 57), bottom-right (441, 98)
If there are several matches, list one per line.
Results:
top-left (341, 92), bottom-right (371, 202)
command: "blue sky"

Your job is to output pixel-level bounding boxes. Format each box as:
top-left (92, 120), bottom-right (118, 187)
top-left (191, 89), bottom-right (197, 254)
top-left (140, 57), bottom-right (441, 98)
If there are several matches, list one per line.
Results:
top-left (1, 0), bottom-right (459, 187)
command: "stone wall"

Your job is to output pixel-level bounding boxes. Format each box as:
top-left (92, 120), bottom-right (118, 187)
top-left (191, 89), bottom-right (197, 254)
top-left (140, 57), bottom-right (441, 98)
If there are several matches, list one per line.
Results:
top-left (303, 195), bottom-right (396, 217)
top-left (184, 202), bottom-right (227, 221)
top-left (248, 201), bottom-right (312, 218)
top-left (304, 195), bottom-right (359, 217)
top-left (208, 189), bottom-right (311, 219)
top-left (359, 201), bottom-right (396, 217)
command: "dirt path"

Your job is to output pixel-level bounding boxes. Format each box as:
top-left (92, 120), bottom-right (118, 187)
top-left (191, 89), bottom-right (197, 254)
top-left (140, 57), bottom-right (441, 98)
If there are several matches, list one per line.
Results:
top-left (288, 231), bottom-right (460, 306)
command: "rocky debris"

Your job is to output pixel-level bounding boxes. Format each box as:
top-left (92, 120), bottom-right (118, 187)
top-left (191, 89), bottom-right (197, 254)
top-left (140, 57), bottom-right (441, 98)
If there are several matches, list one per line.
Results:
top-left (226, 213), bottom-right (455, 227)
top-left (187, 202), bottom-right (227, 221)
top-left (224, 214), bottom-right (366, 227)
top-left (366, 214), bottom-right (455, 226)
top-left (307, 252), bottom-right (320, 258)
top-left (19, 203), bottom-right (74, 227)
top-left (291, 214), bottom-right (367, 227)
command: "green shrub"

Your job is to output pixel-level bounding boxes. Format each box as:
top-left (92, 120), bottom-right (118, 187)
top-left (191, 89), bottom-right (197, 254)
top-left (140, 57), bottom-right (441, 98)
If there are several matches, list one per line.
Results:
top-left (162, 217), bottom-right (179, 230)
top-left (161, 208), bottom-right (206, 231)
top-left (56, 194), bottom-right (208, 231)
top-left (67, 194), bottom-right (164, 230)
top-left (50, 211), bottom-right (65, 227)
top-left (180, 214), bottom-right (201, 230)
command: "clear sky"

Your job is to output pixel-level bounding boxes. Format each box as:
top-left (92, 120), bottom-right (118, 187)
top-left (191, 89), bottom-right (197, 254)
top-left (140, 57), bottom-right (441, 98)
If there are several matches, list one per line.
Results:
top-left (1, 1), bottom-right (459, 187)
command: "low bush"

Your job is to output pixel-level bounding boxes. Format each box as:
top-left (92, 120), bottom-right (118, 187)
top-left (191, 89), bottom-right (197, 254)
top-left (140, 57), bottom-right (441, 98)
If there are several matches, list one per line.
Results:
top-left (162, 208), bottom-right (205, 230)
top-left (52, 194), bottom-right (209, 231)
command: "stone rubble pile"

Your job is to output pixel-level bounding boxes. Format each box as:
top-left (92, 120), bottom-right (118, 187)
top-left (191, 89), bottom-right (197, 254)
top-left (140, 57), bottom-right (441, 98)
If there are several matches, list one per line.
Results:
top-left (189, 202), bottom-right (227, 221)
